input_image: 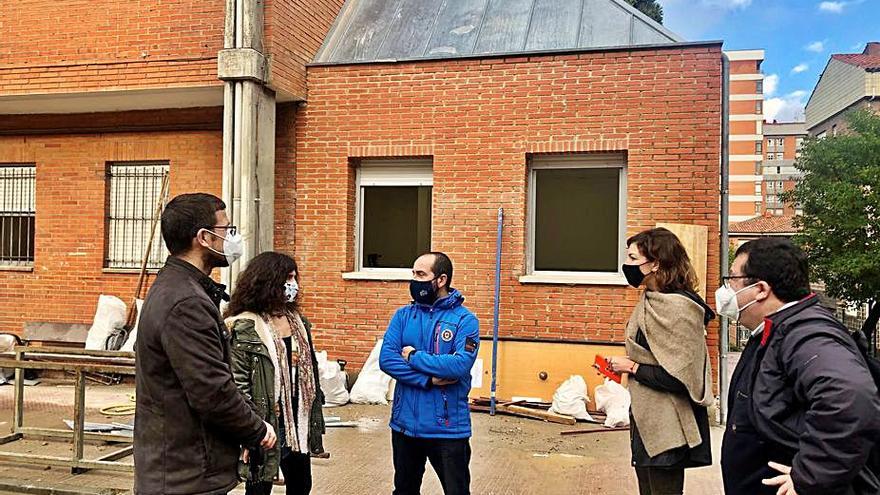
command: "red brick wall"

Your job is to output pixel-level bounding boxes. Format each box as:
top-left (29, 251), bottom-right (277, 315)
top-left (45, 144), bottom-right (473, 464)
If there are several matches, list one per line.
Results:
top-left (0, 128), bottom-right (222, 335)
top-left (293, 46), bottom-right (723, 374)
top-left (265, 0), bottom-right (345, 99)
top-left (0, 0), bottom-right (225, 94)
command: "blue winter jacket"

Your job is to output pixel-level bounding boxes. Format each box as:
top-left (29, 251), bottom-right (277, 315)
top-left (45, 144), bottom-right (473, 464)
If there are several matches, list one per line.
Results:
top-left (379, 289), bottom-right (479, 439)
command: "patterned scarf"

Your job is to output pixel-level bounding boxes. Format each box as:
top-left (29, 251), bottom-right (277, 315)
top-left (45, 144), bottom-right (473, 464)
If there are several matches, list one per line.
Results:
top-left (265, 315), bottom-right (297, 450)
top-left (287, 311), bottom-right (316, 453)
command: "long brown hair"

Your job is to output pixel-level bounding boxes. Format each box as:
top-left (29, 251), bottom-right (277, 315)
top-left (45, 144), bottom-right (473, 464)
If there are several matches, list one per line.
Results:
top-left (626, 228), bottom-right (698, 293)
top-left (224, 251), bottom-right (300, 318)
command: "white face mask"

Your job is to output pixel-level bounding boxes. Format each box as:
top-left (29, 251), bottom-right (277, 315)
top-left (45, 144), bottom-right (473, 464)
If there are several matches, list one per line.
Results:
top-left (714, 282), bottom-right (760, 321)
top-left (201, 229), bottom-right (244, 266)
top-left (284, 279), bottom-right (299, 303)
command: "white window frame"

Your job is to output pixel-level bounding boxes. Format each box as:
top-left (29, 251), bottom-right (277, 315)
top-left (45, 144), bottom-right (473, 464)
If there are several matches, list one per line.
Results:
top-left (346, 159), bottom-right (433, 281)
top-left (521, 153), bottom-right (628, 286)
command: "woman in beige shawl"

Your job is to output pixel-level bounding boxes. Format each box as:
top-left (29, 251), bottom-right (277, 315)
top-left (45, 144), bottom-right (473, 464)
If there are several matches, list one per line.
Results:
top-left (609, 228), bottom-right (715, 495)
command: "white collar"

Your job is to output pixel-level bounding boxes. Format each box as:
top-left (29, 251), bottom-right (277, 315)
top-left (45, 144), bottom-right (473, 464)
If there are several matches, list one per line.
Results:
top-left (749, 300), bottom-right (801, 336)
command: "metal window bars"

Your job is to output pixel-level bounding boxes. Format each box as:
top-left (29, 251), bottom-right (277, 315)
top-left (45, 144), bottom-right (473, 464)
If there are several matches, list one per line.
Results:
top-left (0, 164), bottom-right (36, 266)
top-left (106, 163), bottom-right (169, 269)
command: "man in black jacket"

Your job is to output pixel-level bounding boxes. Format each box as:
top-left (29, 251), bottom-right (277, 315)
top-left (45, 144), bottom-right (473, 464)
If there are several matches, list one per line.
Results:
top-left (718, 238), bottom-right (880, 495)
top-left (134, 193), bottom-right (276, 495)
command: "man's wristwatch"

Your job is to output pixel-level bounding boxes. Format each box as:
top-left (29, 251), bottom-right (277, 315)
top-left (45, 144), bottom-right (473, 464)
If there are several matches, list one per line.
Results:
top-left (406, 350), bottom-right (417, 362)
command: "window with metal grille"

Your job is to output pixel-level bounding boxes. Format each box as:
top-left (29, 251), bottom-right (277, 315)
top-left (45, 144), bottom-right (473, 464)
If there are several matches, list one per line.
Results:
top-left (0, 164), bottom-right (36, 266)
top-left (105, 162), bottom-right (169, 269)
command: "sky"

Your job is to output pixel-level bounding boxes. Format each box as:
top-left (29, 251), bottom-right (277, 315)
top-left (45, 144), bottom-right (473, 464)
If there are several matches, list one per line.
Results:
top-left (660, 0), bottom-right (880, 122)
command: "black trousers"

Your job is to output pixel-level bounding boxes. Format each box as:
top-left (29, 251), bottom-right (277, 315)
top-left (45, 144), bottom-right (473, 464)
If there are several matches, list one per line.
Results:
top-left (635, 467), bottom-right (684, 495)
top-left (392, 430), bottom-right (471, 495)
top-left (244, 451), bottom-right (312, 495)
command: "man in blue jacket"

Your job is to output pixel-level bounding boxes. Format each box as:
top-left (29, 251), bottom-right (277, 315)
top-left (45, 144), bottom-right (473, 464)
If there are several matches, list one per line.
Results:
top-left (379, 252), bottom-right (480, 495)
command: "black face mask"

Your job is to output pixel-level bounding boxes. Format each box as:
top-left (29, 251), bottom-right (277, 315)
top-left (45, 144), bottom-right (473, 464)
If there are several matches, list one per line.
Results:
top-left (622, 261), bottom-right (651, 288)
top-left (410, 277), bottom-right (439, 305)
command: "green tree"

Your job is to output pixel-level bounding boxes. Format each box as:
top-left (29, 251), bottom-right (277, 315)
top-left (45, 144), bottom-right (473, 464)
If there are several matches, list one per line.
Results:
top-left (626, 0), bottom-right (664, 24)
top-left (784, 110), bottom-right (880, 340)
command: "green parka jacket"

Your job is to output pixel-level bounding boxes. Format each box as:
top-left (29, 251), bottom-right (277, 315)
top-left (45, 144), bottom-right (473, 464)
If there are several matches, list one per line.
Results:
top-left (227, 313), bottom-right (325, 483)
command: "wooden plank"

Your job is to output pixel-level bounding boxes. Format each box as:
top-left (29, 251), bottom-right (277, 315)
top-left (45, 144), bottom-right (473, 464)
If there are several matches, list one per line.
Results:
top-left (0, 433), bottom-right (22, 446)
top-left (94, 445), bottom-right (133, 463)
top-left (13, 353), bottom-right (24, 431)
top-left (560, 426), bottom-right (630, 435)
top-left (19, 427), bottom-right (132, 444)
top-left (22, 322), bottom-right (89, 344)
top-left (15, 346), bottom-right (135, 359)
top-left (656, 223), bottom-right (709, 297)
top-left (0, 452), bottom-right (133, 472)
top-left (469, 340), bottom-right (626, 404)
top-left (72, 371), bottom-right (86, 474)
top-left (0, 359), bottom-right (135, 375)
top-left (496, 404), bottom-right (577, 425)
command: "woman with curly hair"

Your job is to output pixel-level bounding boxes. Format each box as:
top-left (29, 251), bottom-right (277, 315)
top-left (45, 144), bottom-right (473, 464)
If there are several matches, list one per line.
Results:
top-left (609, 227), bottom-right (715, 495)
top-left (225, 252), bottom-right (325, 495)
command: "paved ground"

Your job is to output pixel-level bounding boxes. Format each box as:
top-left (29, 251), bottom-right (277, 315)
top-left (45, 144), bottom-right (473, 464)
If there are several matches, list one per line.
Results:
top-left (0, 382), bottom-right (725, 494)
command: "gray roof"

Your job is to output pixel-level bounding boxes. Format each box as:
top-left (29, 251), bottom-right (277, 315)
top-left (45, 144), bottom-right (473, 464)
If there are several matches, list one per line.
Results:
top-left (763, 122), bottom-right (807, 136)
top-left (314, 0), bottom-right (685, 65)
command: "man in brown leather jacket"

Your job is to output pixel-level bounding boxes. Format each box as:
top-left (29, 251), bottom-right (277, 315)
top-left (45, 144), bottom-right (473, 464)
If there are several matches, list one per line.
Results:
top-left (134, 193), bottom-right (276, 495)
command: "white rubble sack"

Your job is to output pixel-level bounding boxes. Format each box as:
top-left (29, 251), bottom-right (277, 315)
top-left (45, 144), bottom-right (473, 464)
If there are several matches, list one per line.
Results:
top-left (84, 295), bottom-right (127, 351)
top-left (594, 378), bottom-right (631, 428)
top-left (349, 339), bottom-right (392, 405)
top-left (315, 350), bottom-right (350, 407)
top-left (119, 299), bottom-right (144, 353)
top-left (550, 375), bottom-right (594, 422)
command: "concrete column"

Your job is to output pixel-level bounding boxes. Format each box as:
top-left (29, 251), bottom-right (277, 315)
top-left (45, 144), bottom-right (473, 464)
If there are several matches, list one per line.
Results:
top-left (219, 0), bottom-right (275, 289)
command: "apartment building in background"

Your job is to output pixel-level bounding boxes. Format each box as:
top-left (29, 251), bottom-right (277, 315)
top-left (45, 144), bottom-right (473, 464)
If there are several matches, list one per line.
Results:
top-left (806, 42), bottom-right (880, 136)
top-left (725, 49), bottom-right (766, 223)
top-left (762, 121), bottom-right (806, 216)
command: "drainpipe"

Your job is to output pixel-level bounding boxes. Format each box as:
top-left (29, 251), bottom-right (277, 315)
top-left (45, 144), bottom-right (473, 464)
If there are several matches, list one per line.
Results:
top-left (719, 53), bottom-right (731, 425)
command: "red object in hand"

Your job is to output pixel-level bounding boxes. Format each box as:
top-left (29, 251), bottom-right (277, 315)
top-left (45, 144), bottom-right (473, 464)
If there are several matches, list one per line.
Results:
top-left (593, 354), bottom-right (622, 384)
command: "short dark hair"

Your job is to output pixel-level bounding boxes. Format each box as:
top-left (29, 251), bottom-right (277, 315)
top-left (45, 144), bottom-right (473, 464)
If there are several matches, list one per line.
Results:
top-left (425, 252), bottom-right (453, 288)
top-left (161, 193), bottom-right (226, 255)
top-left (225, 252), bottom-right (299, 318)
top-left (734, 238), bottom-right (811, 303)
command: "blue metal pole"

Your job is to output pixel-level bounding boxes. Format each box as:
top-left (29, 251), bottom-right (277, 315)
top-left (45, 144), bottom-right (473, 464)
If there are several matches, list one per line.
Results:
top-left (490, 208), bottom-right (503, 415)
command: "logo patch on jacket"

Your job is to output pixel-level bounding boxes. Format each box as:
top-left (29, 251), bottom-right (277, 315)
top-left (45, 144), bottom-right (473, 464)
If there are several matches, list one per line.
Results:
top-left (465, 336), bottom-right (477, 353)
top-left (441, 328), bottom-right (454, 342)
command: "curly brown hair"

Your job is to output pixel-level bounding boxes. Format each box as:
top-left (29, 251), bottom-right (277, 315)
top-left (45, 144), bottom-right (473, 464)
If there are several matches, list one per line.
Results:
top-left (224, 251), bottom-right (300, 318)
top-left (626, 227), bottom-right (698, 293)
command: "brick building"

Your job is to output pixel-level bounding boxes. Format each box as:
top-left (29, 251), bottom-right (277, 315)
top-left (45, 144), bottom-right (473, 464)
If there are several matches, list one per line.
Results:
top-left (1, 0), bottom-right (723, 398)
top-left (0, 0), bottom-right (344, 335)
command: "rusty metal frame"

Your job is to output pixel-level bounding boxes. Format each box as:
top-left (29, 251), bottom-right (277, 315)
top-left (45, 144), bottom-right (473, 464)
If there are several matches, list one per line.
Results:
top-left (0, 346), bottom-right (135, 474)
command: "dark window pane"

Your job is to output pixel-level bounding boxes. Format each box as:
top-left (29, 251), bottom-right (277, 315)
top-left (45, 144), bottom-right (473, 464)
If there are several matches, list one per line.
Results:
top-left (535, 168), bottom-right (620, 272)
top-left (0, 215), bottom-right (35, 262)
top-left (362, 186), bottom-right (432, 269)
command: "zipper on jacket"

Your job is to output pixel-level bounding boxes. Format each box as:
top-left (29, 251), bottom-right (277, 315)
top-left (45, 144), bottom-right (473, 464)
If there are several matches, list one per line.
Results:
top-left (442, 389), bottom-right (450, 427)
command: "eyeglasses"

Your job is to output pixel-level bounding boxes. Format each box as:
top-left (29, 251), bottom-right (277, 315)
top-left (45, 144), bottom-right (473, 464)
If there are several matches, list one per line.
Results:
top-left (209, 225), bottom-right (238, 236)
top-left (721, 275), bottom-right (753, 286)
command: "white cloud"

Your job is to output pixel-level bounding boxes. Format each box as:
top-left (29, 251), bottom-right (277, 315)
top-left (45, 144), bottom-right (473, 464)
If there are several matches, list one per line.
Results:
top-left (791, 63), bottom-right (810, 74)
top-left (764, 90), bottom-right (809, 122)
top-left (819, 0), bottom-right (863, 13)
top-left (763, 74), bottom-right (779, 97)
top-left (819, 1), bottom-right (846, 12)
top-left (806, 41), bottom-right (825, 53)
